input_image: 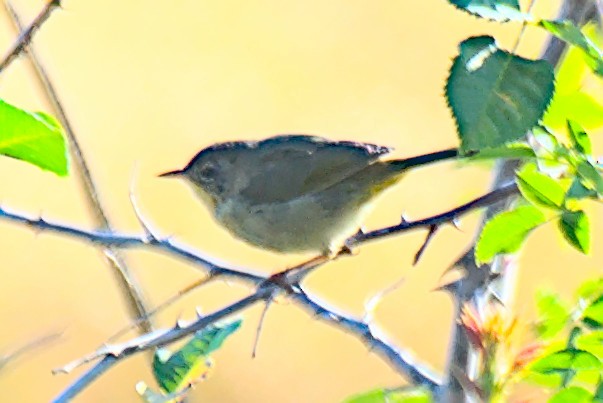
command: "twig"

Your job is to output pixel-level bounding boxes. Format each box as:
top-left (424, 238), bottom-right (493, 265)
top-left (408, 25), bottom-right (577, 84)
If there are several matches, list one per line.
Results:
top-left (252, 299), bottom-right (273, 358)
top-left (0, 331), bottom-right (63, 371)
top-left (348, 182), bottom-right (518, 246)
top-left (105, 276), bottom-right (213, 344)
top-left (291, 286), bottom-right (440, 391)
top-left (3, 0), bottom-right (153, 334)
top-left (0, 0), bottom-right (60, 74)
top-left (52, 290), bottom-right (272, 403)
top-left (0, 183), bottom-right (518, 286)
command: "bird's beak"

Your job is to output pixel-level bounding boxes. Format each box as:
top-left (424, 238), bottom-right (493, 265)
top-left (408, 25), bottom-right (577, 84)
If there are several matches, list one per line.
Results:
top-left (158, 169), bottom-right (184, 178)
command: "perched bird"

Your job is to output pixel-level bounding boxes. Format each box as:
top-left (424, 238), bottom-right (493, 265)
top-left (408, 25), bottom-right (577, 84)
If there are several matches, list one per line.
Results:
top-left (160, 135), bottom-right (459, 255)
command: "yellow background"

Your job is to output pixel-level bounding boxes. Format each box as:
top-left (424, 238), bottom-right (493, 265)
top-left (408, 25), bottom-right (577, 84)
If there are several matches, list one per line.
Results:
top-left (0, 0), bottom-right (600, 401)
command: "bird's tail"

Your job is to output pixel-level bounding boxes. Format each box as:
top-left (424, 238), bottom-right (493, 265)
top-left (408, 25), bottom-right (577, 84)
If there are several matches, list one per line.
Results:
top-left (389, 148), bottom-right (460, 171)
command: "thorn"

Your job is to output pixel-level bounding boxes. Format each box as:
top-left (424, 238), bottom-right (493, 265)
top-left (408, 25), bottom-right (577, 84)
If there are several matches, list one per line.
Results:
top-left (451, 216), bottom-right (462, 231)
top-left (400, 213), bottom-right (410, 224)
top-left (195, 307), bottom-right (204, 319)
top-left (413, 225), bottom-right (439, 265)
top-left (363, 276), bottom-right (405, 323)
top-left (251, 299), bottom-right (272, 359)
top-left (175, 318), bottom-right (187, 330)
top-left (129, 166), bottom-right (158, 242)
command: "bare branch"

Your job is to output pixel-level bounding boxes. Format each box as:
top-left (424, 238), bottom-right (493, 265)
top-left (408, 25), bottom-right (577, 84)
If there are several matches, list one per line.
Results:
top-left (3, 0), bottom-right (153, 334)
top-left (0, 0), bottom-right (60, 74)
top-left (0, 184), bottom-right (516, 399)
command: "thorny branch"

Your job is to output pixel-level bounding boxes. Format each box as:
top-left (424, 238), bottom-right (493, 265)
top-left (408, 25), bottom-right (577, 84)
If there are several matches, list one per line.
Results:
top-left (0, 182), bottom-right (518, 401)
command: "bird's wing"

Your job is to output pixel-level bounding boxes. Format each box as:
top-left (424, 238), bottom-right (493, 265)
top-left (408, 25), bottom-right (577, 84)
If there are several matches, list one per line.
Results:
top-left (238, 135), bottom-right (392, 204)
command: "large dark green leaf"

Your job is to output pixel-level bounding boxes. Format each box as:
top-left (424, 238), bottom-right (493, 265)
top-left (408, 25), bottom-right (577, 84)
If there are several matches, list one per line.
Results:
top-left (447, 0), bottom-right (526, 21)
top-left (475, 205), bottom-right (546, 264)
top-left (0, 99), bottom-right (68, 176)
top-left (446, 36), bottom-right (555, 152)
top-left (152, 320), bottom-right (241, 393)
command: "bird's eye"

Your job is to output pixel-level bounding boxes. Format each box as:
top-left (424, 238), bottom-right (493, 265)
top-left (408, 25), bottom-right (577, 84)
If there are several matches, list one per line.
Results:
top-left (200, 164), bottom-right (217, 178)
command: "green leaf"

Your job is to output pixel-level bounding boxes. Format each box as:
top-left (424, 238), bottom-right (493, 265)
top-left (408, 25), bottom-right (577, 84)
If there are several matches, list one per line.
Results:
top-left (539, 20), bottom-right (603, 77)
top-left (567, 120), bottom-right (592, 154)
top-left (544, 91), bottom-right (603, 130)
top-left (535, 291), bottom-right (570, 339)
top-left (446, 36), bottom-right (555, 152)
top-left (344, 388), bottom-right (432, 403)
top-left (566, 178), bottom-right (598, 200)
top-left (583, 298), bottom-right (603, 328)
top-left (576, 161), bottom-right (603, 195)
top-left (530, 348), bottom-right (601, 378)
top-left (0, 99), bottom-right (69, 176)
top-left (559, 210), bottom-right (590, 253)
top-left (447, 0), bottom-right (526, 21)
top-left (476, 205), bottom-right (546, 264)
top-left (152, 320), bottom-right (241, 393)
top-left (469, 143), bottom-right (536, 160)
top-left (595, 380), bottom-right (603, 401)
top-left (576, 278), bottom-right (603, 301)
top-left (549, 386), bottom-right (593, 403)
top-left (516, 164), bottom-right (565, 208)
top-left (576, 331), bottom-right (603, 361)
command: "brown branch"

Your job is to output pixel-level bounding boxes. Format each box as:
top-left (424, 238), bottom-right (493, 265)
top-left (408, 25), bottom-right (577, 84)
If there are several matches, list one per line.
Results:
top-left (0, 0), bottom-right (60, 74)
top-left (3, 0), bottom-right (153, 334)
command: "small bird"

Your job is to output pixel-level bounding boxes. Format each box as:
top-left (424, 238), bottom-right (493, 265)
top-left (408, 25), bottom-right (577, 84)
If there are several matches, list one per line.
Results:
top-left (160, 135), bottom-right (460, 255)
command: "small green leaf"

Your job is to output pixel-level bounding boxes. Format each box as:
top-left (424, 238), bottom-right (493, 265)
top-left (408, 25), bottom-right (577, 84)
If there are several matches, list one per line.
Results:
top-left (476, 205), bottom-right (546, 264)
top-left (152, 320), bottom-right (241, 393)
top-left (516, 164), bottom-right (565, 208)
top-left (566, 178), bottom-right (597, 200)
top-left (469, 143), bottom-right (536, 160)
top-left (344, 388), bottom-right (432, 403)
top-left (583, 297), bottom-right (603, 328)
top-left (530, 348), bottom-right (601, 377)
top-left (447, 0), bottom-right (527, 21)
top-left (0, 99), bottom-right (69, 176)
top-left (559, 210), bottom-right (590, 253)
top-left (446, 36), bottom-right (555, 152)
top-left (567, 120), bottom-right (592, 154)
top-left (549, 386), bottom-right (593, 403)
top-left (535, 291), bottom-right (570, 339)
top-left (539, 20), bottom-right (603, 77)
top-left (576, 278), bottom-right (603, 301)
top-left (595, 380), bottom-right (603, 401)
top-left (576, 331), bottom-right (603, 361)
top-left (576, 161), bottom-right (603, 195)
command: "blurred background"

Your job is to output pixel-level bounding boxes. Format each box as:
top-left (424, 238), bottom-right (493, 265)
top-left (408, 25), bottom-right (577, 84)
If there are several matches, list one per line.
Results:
top-left (0, 0), bottom-right (600, 401)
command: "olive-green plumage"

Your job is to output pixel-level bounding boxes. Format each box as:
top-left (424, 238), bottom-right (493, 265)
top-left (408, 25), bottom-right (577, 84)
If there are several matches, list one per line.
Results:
top-left (160, 135), bottom-right (458, 254)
